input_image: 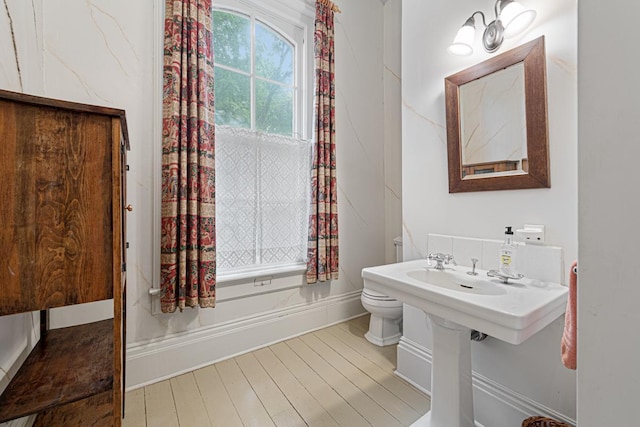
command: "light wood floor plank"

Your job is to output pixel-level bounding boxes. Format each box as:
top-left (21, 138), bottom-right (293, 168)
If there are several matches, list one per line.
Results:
top-left (300, 334), bottom-right (422, 425)
top-left (216, 358), bottom-right (275, 427)
top-left (126, 317), bottom-right (431, 427)
top-left (286, 337), bottom-right (403, 427)
top-left (316, 329), bottom-right (430, 413)
top-left (270, 341), bottom-right (370, 427)
top-left (122, 387), bottom-right (146, 427)
top-left (170, 372), bottom-right (213, 426)
top-left (144, 380), bottom-right (179, 427)
top-left (337, 316), bottom-right (370, 338)
top-left (253, 347), bottom-right (339, 427)
top-left (193, 364), bottom-right (244, 427)
top-left (340, 315), bottom-right (397, 358)
top-left (236, 352), bottom-right (306, 427)
top-left (328, 323), bottom-right (397, 372)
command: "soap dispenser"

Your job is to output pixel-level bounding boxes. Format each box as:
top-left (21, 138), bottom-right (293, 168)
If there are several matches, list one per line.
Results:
top-left (499, 226), bottom-right (517, 276)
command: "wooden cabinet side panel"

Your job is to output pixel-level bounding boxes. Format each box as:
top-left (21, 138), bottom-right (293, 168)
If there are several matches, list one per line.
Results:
top-left (111, 119), bottom-right (124, 426)
top-left (0, 101), bottom-right (114, 315)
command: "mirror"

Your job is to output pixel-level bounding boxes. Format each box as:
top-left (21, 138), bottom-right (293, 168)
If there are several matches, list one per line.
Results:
top-left (445, 36), bottom-right (549, 193)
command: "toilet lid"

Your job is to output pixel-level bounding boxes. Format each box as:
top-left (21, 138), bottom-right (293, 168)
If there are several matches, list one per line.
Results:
top-left (362, 289), bottom-right (397, 301)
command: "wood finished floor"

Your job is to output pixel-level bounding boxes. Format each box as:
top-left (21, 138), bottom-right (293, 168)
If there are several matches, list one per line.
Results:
top-left (123, 315), bottom-right (430, 426)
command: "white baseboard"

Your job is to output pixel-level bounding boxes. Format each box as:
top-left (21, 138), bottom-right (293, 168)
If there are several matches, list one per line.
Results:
top-left (396, 336), bottom-right (432, 395)
top-left (126, 290), bottom-right (366, 389)
top-left (396, 337), bottom-right (576, 427)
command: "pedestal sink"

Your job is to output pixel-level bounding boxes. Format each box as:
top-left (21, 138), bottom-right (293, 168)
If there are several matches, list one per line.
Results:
top-left (361, 260), bottom-right (568, 427)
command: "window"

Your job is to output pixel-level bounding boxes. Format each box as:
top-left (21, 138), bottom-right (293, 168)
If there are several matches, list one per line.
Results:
top-left (214, 10), bottom-right (296, 136)
top-left (213, 2), bottom-right (313, 275)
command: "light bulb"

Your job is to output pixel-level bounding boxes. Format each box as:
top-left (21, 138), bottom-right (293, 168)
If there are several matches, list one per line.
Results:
top-left (447, 24), bottom-right (475, 56)
top-left (500, 1), bottom-right (536, 38)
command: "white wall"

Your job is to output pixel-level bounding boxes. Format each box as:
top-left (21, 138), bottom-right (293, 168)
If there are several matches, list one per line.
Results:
top-left (400, 0), bottom-right (577, 425)
top-left (578, 1), bottom-right (640, 425)
top-left (383, 0), bottom-right (402, 264)
top-left (0, 0), bottom-right (389, 389)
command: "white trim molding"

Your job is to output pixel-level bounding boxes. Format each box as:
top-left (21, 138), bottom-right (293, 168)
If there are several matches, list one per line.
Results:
top-left (396, 337), bottom-right (576, 427)
top-left (126, 290), bottom-right (366, 389)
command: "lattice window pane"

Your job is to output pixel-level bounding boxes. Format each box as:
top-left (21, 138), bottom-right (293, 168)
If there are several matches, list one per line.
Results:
top-left (216, 125), bottom-right (310, 272)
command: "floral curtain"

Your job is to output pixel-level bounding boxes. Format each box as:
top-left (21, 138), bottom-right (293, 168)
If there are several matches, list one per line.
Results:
top-left (307, 0), bottom-right (339, 284)
top-left (160, 0), bottom-right (216, 312)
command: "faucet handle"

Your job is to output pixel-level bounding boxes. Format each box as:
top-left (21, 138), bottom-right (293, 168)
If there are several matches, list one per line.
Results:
top-left (468, 258), bottom-right (479, 276)
top-left (443, 254), bottom-right (456, 266)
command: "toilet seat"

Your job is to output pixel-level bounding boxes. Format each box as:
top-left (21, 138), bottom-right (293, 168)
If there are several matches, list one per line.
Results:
top-left (362, 289), bottom-right (398, 302)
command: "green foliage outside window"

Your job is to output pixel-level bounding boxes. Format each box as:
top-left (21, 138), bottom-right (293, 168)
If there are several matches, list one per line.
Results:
top-left (213, 10), bottom-right (295, 136)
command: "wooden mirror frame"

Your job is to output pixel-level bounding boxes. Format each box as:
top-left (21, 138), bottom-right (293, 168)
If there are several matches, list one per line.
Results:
top-left (445, 36), bottom-right (549, 193)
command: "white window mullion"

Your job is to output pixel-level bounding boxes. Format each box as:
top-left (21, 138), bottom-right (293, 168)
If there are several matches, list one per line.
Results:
top-left (255, 144), bottom-right (263, 264)
top-left (255, 75), bottom-right (295, 88)
top-left (294, 34), bottom-right (301, 139)
top-left (214, 63), bottom-right (251, 77)
top-left (250, 12), bottom-right (261, 264)
top-left (250, 13), bottom-right (256, 131)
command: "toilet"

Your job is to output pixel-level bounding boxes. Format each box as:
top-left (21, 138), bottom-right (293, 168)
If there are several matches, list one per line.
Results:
top-left (361, 236), bottom-right (404, 346)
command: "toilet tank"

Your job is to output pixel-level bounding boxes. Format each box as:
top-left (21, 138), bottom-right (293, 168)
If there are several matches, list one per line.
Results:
top-left (394, 236), bottom-right (403, 263)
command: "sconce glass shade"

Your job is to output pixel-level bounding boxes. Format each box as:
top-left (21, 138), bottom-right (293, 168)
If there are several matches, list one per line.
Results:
top-left (499, 1), bottom-right (536, 38)
top-left (447, 22), bottom-right (475, 56)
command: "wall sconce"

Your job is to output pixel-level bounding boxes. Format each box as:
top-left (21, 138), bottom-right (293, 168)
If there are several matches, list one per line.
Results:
top-left (448, 0), bottom-right (536, 56)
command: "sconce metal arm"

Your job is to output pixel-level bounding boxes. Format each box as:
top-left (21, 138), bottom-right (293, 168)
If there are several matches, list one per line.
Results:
top-left (466, 11), bottom-right (488, 28)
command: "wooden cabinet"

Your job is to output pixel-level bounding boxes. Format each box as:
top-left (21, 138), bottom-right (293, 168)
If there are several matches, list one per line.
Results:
top-left (0, 90), bottom-right (128, 426)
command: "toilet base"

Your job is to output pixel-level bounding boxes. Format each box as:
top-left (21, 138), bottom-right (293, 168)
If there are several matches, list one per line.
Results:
top-left (365, 314), bottom-right (402, 346)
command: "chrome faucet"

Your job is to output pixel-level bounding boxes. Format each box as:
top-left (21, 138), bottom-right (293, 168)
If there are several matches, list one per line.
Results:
top-left (427, 253), bottom-right (456, 270)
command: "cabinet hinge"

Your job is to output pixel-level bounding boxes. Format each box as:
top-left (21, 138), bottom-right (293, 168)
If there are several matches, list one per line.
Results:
top-left (122, 263), bottom-right (126, 272)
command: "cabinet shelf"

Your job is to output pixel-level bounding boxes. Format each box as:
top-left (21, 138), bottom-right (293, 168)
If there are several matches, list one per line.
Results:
top-left (0, 319), bottom-right (113, 423)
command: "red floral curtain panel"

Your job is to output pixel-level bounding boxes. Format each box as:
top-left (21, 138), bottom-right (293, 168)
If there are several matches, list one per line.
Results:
top-left (161, 0), bottom-right (216, 312)
top-left (307, 0), bottom-right (339, 284)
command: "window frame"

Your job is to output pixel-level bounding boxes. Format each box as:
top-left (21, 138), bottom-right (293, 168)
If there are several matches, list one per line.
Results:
top-left (212, 0), bottom-right (314, 280)
top-left (212, 0), bottom-right (313, 140)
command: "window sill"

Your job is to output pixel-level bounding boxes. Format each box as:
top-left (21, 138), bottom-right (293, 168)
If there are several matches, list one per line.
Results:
top-left (216, 263), bottom-right (308, 303)
top-left (217, 262), bottom-right (307, 286)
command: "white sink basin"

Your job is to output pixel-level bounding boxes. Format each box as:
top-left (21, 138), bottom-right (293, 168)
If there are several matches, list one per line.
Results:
top-left (362, 259), bottom-right (568, 345)
top-left (406, 269), bottom-right (506, 296)
top-left (362, 260), bottom-right (567, 427)
top-left (362, 259), bottom-right (568, 427)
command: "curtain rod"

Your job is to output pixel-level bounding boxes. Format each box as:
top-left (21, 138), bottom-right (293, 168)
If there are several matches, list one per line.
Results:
top-left (317, 0), bottom-right (341, 13)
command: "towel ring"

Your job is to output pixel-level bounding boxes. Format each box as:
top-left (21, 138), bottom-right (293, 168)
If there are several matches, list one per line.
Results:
top-left (572, 265), bottom-right (578, 275)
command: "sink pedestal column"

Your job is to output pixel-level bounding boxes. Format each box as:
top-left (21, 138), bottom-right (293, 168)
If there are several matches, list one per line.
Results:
top-left (411, 315), bottom-right (478, 427)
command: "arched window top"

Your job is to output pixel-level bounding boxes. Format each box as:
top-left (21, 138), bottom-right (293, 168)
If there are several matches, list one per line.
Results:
top-left (212, 7), bottom-right (300, 136)
top-left (213, 10), bottom-right (251, 72)
top-left (255, 20), bottom-right (294, 86)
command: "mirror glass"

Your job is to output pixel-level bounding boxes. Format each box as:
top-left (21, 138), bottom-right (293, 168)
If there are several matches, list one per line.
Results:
top-left (445, 36), bottom-right (549, 193)
top-left (459, 63), bottom-right (527, 179)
